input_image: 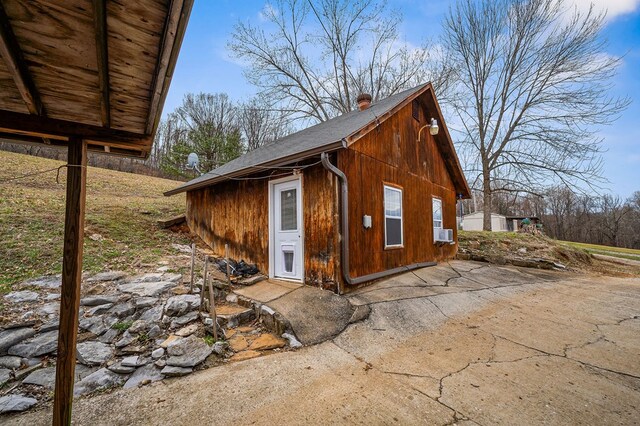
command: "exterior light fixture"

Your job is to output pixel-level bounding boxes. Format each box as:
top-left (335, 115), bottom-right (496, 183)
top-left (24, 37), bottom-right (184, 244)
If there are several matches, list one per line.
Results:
top-left (417, 118), bottom-right (439, 142)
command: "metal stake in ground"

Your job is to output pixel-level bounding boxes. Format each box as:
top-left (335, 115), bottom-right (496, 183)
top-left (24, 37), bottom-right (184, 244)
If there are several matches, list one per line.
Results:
top-left (208, 278), bottom-right (218, 341)
top-left (225, 243), bottom-right (231, 286)
top-left (189, 242), bottom-right (195, 293)
top-left (200, 255), bottom-right (208, 313)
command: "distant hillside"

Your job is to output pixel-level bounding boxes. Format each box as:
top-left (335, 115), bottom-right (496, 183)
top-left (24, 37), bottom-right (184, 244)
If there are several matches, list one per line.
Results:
top-left (0, 151), bottom-right (190, 292)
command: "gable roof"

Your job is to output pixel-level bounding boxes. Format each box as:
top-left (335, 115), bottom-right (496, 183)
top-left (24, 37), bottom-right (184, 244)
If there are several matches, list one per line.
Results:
top-left (165, 83), bottom-right (471, 197)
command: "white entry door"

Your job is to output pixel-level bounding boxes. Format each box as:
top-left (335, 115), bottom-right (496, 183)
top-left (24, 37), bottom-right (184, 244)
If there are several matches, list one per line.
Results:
top-left (271, 177), bottom-right (303, 281)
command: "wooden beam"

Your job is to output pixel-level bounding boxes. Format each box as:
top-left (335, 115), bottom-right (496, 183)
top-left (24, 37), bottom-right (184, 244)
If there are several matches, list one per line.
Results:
top-left (0, 2), bottom-right (43, 115)
top-left (92, 0), bottom-right (110, 128)
top-left (53, 138), bottom-right (87, 426)
top-left (146, 0), bottom-right (194, 134)
top-left (0, 109), bottom-right (151, 145)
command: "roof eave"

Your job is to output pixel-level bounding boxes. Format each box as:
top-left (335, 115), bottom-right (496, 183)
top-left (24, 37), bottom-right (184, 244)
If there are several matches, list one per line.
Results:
top-left (164, 139), bottom-right (346, 196)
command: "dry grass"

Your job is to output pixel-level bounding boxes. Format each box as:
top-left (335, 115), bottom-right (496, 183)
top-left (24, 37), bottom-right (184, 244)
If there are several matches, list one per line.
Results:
top-left (0, 151), bottom-right (191, 293)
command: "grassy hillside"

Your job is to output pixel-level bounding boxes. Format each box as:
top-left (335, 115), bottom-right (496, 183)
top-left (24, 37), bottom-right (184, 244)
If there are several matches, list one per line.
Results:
top-left (560, 241), bottom-right (640, 262)
top-left (0, 151), bottom-right (189, 293)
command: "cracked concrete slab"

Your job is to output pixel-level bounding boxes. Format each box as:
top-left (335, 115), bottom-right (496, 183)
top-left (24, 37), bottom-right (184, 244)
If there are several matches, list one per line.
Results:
top-left (5, 262), bottom-right (639, 425)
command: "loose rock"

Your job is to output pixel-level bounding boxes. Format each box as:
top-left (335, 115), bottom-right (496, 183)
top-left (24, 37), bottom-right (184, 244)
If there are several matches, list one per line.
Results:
top-left (85, 303), bottom-right (114, 316)
top-left (161, 365), bottom-right (192, 377)
top-left (160, 335), bottom-right (180, 348)
top-left (22, 366), bottom-right (56, 388)
top-left (151, 348), bottom-right (164, 359)
top-left (8, 330), bottom-right (58, 358)
top-left (108, 360), bottom-right (136, 374)
top-left (76, 341), bottom-right (114, 366)
top-left (81, 295), bottom-right (120, 306)
top-left (139, 305), bottom-right (163, 322)
top-left (128, 320), bottom-right (151, 334)
top-left (115, 331), bottom-right (136, 348)
top-left (20, 275), bottom-right (61, 289)
top-left (282, 333), bottom-right (303, 348)
top-left (0, 395), bottom-right (38, 414)
top-left (73, 368), bottom-right (128, 396)
top-left (121, 356), bottom-right (144, 368)
top-left (166, 335), bottom-right (213, 367)
top-left (108, 302), bottom-right (135, 319)
top-left (164, 294), bottom-right (200, 317)
top-left (4, 290), bottom-right (39, 303)
top-left (175, 324), bottom-right (198, 337)
top-left (248, 334), bottom-right (287, 351)
top-left (170, 311), bottom-right (198, 328)
top-left (0, 355), bottom-right (22, 370)
top-left (98, 328), bottom-right (120, 344)
top-left (0, 368), bottom-right (11, 386)
top-left (118, 281), bottom-right (176, 297)
top-left (134, 297), bottom-right (158, 309)
top-left (0, 327), bottom-right (36, 355)
top-left (123, 364), bottom-right (163, 389)
top-left (147, 325), bottom-right (163, 339)
top-left (87, 271), bottom-right (127, 283)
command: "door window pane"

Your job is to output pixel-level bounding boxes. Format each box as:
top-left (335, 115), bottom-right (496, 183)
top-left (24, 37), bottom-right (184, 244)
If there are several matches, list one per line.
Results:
top-left (283, 251), bottom-right (294, 273)
top-left (280, 189), bottom-right (297, 230)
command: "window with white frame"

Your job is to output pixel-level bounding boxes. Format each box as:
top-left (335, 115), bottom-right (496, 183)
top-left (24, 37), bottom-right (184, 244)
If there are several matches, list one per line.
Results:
top-left (384, 185), bottom-right (403, 247)
top-left (432, 198), bottom-right (443, 229)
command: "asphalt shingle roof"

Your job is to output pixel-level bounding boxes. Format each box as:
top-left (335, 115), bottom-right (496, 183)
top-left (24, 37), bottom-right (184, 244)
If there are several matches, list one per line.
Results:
top-left (165, 84), bottom-right (428, 195)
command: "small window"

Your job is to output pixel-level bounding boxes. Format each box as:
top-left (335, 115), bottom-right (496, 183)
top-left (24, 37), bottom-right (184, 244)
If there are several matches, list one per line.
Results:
top-left (384, 185), bottom-right (403, 247)
top-left (433, 198), bottom-right (443, 229)
top-left (412, 100), bottom-right (419, 121)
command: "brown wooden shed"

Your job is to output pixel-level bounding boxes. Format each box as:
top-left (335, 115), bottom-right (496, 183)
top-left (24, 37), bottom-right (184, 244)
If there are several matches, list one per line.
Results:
top-left (166, 83), bottom-right (471, 294)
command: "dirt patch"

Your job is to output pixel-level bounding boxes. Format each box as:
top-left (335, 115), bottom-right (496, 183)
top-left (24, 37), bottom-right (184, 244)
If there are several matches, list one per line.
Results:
top-left (458, 231), bottom-right (640, 277)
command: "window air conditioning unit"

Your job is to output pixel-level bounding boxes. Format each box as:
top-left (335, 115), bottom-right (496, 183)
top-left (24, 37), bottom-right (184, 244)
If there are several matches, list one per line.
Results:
top-left (434, 228), bottom-right (454, 244)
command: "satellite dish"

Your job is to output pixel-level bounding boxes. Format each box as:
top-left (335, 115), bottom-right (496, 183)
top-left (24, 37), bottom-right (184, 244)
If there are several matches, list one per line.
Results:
top-left (186, 152), bottom-right (203, 175)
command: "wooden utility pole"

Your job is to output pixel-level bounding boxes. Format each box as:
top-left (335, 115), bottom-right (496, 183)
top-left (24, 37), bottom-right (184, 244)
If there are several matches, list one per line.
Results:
top-left (53, 138), bottom-right (87, 426)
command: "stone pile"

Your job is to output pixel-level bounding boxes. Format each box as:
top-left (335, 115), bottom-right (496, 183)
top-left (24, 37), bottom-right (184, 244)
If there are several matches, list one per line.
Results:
top-left (0, 269), bottom-right (295, 415)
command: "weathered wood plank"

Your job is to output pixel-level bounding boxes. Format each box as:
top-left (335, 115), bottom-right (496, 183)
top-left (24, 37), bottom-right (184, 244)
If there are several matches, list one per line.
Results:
top-left (0, 109), bottom-right (151, 146)
top-left (92, 0), bottom-right (110, 127)
top-left (0, 1), bottom-right (43, 115)
top-left (146, 0), bottom-right (193, 135)
top-left (53, 137), bottom-right (87, 425)
top-left (157, 214), bottom-right (186, 229)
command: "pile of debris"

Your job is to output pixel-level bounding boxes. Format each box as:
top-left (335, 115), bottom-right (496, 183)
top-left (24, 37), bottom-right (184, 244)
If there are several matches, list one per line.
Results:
top-left (0, 269), bottom-right (297, 415)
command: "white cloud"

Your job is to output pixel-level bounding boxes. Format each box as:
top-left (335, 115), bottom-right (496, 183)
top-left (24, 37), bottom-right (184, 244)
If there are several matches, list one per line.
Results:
top-left (567, 0), bottom-right (640, 20)
top-left (258, 3), bottom-right (276, 22)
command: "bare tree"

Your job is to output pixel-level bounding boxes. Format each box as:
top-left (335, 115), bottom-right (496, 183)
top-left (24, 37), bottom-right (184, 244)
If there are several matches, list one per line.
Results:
top-left (229, 0), bottom-right (447, 123)
top-left (442, 0), bottom-right (629, 230)
top-left (239, 97), bottom-right (292, 151)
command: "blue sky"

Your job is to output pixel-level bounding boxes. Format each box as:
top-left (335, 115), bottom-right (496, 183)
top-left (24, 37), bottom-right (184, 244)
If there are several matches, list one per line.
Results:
top-left (164, 0), bottom-right (640, 199)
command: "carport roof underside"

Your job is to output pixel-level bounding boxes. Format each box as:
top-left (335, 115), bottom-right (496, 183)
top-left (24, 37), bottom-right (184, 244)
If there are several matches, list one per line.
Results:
top-left (0, 0), bottom-right (193, 157)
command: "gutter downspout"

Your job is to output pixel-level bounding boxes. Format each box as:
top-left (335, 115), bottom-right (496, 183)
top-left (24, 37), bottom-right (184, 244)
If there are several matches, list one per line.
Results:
top-left (321, 150), bottom-right (436, 294)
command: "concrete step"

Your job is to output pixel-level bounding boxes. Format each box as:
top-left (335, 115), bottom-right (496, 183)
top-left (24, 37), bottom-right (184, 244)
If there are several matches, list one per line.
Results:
top-left (215, 305), bottom-right (255, 328)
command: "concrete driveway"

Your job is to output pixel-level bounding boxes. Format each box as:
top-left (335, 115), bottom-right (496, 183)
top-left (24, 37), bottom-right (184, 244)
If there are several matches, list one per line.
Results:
top-left (7, 261), bottom-right (640, 425)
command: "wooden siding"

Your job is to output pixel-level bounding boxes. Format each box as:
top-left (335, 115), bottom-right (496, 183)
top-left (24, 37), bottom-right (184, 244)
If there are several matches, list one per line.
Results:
top-left (338, 91), bottom-right (459, 279)
top-left (185, 164), bottom-right (340, 289)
